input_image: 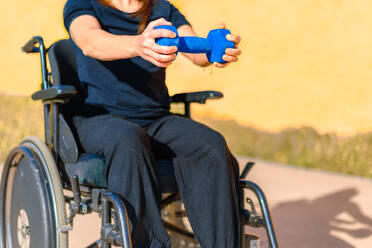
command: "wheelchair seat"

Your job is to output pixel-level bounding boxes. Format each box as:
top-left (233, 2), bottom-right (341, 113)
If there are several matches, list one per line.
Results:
top-left (64, 154), bottom-right (177, 192)
top-left (48, 39), bottom-right (178, 193)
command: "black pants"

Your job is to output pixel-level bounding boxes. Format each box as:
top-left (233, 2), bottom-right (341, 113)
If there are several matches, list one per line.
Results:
top-left (73, 114), bottom-right (240, 248)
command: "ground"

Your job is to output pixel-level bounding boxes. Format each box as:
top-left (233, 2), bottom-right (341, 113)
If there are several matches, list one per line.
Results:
top-left (1, 157), bottom-right (372, 247)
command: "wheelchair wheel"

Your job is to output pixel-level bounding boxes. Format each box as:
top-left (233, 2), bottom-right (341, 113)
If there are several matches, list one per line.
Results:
top-left (0, 136), bottom-right (68, 248)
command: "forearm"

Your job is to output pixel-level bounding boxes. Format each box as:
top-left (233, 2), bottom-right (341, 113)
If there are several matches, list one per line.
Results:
top-left (70, 15), bottom-right (139, 61)
top-left (72, 28), bottom-right (138, 61)
top-left (70, 16), bottom-right (177, 66)
top-left (177, 23), bottom-right (242, 68)
top-left (177, 25), bottom-right (211, 67)
top-left (182, 53), bottom-right (211, 67)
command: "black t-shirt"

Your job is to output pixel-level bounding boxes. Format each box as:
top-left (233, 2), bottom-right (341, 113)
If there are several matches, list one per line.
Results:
top-left (63, 0), bottom-right (190, 127)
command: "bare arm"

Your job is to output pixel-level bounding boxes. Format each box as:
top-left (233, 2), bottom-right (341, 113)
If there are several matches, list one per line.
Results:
top-left (177, 25), bottom-right (211, 67)
top-left (69, 16), bottom-right (178, 67)
top-left (177, 24), bottom-right (242, 68)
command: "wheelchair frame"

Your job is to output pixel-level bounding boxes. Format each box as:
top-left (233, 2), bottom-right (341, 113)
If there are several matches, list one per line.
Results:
top-left (0, 36), bottom-right (279, 248)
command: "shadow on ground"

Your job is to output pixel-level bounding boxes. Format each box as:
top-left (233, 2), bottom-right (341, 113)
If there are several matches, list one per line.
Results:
top-left (270, 188), bottom-right (372, 248)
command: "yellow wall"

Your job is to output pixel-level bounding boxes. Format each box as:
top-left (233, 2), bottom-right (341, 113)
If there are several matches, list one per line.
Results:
top-left (2, 0), bottom-right (372, 135)
top-left (1, 0), bottom-right (68, 93)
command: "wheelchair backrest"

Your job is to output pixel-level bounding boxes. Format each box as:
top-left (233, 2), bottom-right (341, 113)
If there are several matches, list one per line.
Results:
top-left (48, 39), bottom-right (79, 87)
top-left (48, 39), bottom-right (86, 118)
top-left (47, 39), bottom-right (81, 164)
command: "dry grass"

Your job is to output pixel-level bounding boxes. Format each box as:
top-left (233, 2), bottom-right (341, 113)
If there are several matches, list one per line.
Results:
top-left (198, 117), bottom-right (372, 178)
top-left (1, 94), bottom-right (372, 178)
top-left (0, 94), bottom-right (43, 161)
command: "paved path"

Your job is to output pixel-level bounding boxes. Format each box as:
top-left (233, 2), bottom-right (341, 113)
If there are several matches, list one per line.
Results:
top-left (1, 158), bottom-right (372, 247)
top-left (239, 157), bottom-right (372, 248)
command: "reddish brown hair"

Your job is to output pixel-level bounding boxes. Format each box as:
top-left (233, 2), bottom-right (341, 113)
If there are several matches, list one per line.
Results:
top-left (98, 0), bottom-right (154, 33)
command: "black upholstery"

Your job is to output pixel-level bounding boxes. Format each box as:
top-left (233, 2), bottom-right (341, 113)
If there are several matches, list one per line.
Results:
top-left (48, 40), bottom-right (85, 118)
top-left (171, 91), bottom-right (223, 104)
top-left (48, 39), bottom-right (79, 87)
top-left (50, 113), bottom-right (79, 164)
top-left (48, 40), bottom-right (81, 164)
top-left (64, 154), bottom-right (178, 192)
top-left (47, 39), bottom-right (178, 193)
top-left (31, 85), bottom-right (77, 101)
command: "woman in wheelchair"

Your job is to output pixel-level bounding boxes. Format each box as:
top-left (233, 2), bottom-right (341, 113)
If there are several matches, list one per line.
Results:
top-left (64, 0), bottom-right (242, 247)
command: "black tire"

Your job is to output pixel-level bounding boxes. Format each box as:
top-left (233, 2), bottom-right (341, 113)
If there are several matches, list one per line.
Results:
top-left (0, 137), bottom-right (68, 248)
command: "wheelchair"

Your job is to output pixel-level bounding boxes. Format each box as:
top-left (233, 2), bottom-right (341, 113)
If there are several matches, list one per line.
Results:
top-left (0, 36), bottom-right (279, 248)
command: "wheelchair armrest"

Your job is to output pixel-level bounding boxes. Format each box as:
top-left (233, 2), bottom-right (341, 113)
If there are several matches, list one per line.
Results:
top-left (31, 85), bottom-right (77, 101)
top-left (170, 91), bottom-right (223, 104)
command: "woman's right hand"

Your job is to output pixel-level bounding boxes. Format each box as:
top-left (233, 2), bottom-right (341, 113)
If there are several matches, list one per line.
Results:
top-left (135, 18), bottom-right (178, 67)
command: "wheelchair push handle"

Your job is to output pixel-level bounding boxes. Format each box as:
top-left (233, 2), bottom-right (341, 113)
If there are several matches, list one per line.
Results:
top-left (22, 37), bottom-right (38, 53)
top-left (21, 36), bottom-right (49, 89)
top-left (21, 36), bottom-right (45, 53)
top-left (155, 25), bottom-right (235, 63)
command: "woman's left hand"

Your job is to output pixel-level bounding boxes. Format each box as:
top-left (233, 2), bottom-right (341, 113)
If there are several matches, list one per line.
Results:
top-left (214, 23), bottom-right (242, 68)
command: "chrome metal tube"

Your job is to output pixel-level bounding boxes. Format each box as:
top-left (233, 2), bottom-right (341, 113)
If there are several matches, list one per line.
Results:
top-left (103, 192), bottom-right (132, 248)
top-left (240, 180), bottom-right (279, 248)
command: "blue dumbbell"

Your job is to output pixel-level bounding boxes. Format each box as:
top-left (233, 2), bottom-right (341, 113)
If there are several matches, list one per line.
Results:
top-left (155, 25), bottom-right (235, 63)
